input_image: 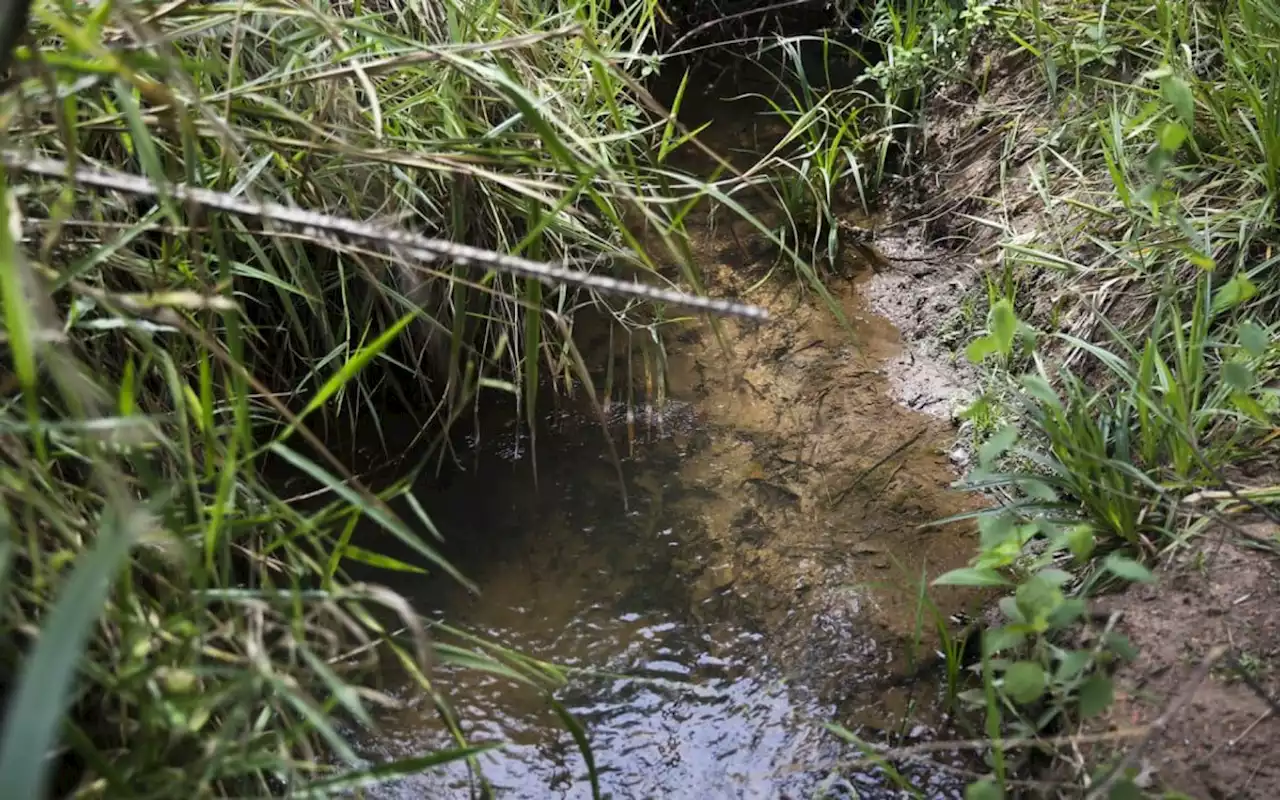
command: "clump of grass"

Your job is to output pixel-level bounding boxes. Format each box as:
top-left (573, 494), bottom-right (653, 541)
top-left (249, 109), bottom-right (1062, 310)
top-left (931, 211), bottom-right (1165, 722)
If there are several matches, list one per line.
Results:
top-left (0, 0), bottom-right (795, 795)
top-left (823, 0), bottom-right (1280, 793)
top-left (745, 35), bottom-right (880, 267)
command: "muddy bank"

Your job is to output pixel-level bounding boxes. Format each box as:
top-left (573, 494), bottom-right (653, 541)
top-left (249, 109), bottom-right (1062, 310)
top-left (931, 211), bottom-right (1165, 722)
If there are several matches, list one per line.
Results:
top-left (855, 48), bottom-right (1280, 800)
top-left (861, 51), bottom-right (1110, 398)
top-left (268, 63), bottom-right (1006, 797)
top-left (1071, 521), bottom-right (1280, 799)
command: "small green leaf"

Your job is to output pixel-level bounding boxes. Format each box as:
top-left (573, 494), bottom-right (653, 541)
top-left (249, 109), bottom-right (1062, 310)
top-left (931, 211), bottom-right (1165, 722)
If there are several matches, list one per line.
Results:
top-left (957, 688), bottom-right (987, 707)
top-left (1232, 391), bottom-right (1270, 421)
top-left (1104, 553), bottom-right (1155, 583)
top-left (1065, 524), bottom-right (1096, 562)
top-left (1160, 73), bottom-right (1195, 126)
top-left (1056, 650), bottom-right (1092, 682)
top-left (1016, 575), bottom-right (1065, 625)
top-left (998, 596), bottom-right (1024, 623)
top-left (989, 299), bottom-right (1018, 355)
top-left (1237, 320), bottom-right (1269, 358)
top-left (976, 531), bottom-right (1030, 570)
top-left (1186, 249), bottom-right (1216, 270)
top-left (965, 778), bottom-right (1004, 800)
top-left (340, 546), bottom-right (429, 574)
top-left (976, 538), bottom-right (1024, 570)
top-left (966, 335), bottom-right (1000, 364)
top-left (1212, 273), bottom-right (1258, 315)
top-left (978, 513), bottom-right (1017, 549)
top-left (1003, 661), bottom-right (1047, 704)
top-left (958, 394), bottom-right (993, 421)
top-left (983, 626), bottom-right (1027, 656)
top-left (1021, 375), bottom-right (1063, 411)
top-left (1158, 121), bottom-right (1188, 152)
top-left (1078, 675), bottom-right (1115, 717)
top-left (979, 425), bottom-right (1019, 468)
top-left (1036, 568), bottom-right (1073, 586)
top-left (1047, 597), bottom-right (1088, 629)
top-left (1019, 479), bottom-right (1058, 502)
top-left (1223, 360), bottom-right (1255, 391)
top-left (1103, 632), bottom-right (1140, 662)
top-left (933, 567), bottom-right (1012, 587)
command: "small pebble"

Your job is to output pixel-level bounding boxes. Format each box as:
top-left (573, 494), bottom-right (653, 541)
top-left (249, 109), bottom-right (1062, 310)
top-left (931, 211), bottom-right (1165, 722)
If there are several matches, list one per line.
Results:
top-left (949, 447), bottom-right (970, 466)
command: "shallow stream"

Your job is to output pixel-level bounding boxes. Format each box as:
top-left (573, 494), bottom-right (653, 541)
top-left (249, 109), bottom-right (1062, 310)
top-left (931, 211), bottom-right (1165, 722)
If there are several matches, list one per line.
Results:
top-left (330, 395), bottom-right (973, 799)
top-left (281, 61), bottom-right (988, 799)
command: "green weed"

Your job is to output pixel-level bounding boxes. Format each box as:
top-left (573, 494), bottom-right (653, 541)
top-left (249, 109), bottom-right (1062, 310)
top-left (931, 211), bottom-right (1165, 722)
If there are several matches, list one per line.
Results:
top-left (876, 0), bottom-right (1280, 793)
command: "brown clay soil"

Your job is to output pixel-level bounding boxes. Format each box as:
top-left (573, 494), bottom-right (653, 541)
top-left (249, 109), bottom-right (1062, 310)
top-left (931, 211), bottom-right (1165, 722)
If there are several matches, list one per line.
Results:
top-left (1069, 521), bottom-right (1280, 800)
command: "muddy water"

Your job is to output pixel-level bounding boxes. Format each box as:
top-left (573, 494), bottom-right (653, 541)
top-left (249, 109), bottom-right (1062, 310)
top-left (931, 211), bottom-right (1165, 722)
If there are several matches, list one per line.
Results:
top-left (310, 64), bottom-right (986, 799)
top-left (337, 395), bottom-right (972, 799)
top-left (348, 406), bottom-right (840, 798)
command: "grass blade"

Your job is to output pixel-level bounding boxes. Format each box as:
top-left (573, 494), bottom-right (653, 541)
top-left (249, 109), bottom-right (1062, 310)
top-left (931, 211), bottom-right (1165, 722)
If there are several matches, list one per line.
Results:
top-left (0, 503), bottom-right (140, 799)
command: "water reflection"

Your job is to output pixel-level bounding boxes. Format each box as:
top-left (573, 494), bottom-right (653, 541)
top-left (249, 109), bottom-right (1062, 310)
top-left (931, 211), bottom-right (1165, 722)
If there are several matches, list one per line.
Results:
top-left (368, 615), bottom-right (832, 798)
top-left (352, 406), bottom-right (819, 797)
top-left (332, 402), bottom-right (963, 799)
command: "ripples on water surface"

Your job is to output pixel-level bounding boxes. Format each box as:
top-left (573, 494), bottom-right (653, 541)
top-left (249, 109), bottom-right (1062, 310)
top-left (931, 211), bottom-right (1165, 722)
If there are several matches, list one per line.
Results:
top-left (332, 404), bottom-right (965, 800)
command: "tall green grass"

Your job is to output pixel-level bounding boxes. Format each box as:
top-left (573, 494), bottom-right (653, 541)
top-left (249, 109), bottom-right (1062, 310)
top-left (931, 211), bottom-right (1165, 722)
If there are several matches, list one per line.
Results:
top-left (4, 0), bottom-right (1277, 794)
top-left (0, 0), bottom-right (797, 795)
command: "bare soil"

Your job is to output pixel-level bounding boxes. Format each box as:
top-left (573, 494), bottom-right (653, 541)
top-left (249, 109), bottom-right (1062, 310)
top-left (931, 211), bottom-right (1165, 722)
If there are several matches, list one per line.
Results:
top-left (864, 49), bottom-right (1101, 408)
top-left (1073, 523), bottom-right (1280, 799)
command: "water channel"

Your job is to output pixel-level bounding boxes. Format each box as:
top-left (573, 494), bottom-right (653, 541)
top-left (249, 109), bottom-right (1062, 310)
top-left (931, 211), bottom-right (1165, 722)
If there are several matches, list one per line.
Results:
top-left (341, 396), bottom-right (973, 799)
top-left (279, 57), bottom-right (988, 799)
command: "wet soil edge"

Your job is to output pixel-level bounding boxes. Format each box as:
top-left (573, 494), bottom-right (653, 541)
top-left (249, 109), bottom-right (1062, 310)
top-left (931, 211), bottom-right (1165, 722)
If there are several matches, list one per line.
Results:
top-left (859, 49), bottom-right (1280, 800)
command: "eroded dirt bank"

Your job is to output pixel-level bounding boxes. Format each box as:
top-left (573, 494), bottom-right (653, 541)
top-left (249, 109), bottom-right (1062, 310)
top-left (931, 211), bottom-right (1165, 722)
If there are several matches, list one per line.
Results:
top-left (1078, 526), bottom-right (1280, 798)
top-left (851, 53), bottom-right (1280, 799)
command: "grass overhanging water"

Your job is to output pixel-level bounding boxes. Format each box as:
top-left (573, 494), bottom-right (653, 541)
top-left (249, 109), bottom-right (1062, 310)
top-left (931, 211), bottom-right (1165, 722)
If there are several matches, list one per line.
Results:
top-left (0, 1), bottom-right (776, 795)
top-left (0, 0), bottom-right (1279, 796)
